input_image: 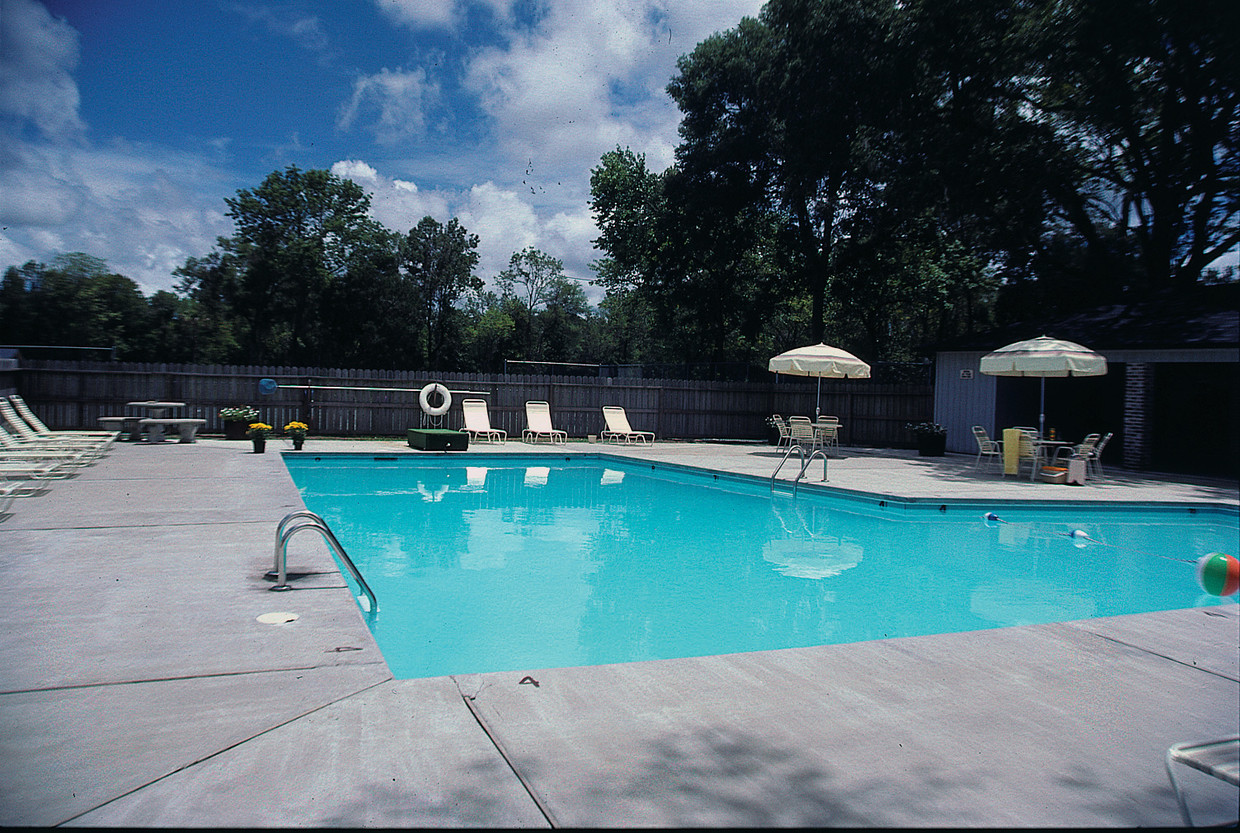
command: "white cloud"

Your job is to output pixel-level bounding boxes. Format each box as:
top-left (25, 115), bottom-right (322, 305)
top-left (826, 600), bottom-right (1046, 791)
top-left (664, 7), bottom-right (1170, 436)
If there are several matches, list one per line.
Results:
top-left (374, 0), bottom-right (460, 29)
top-left (331, 159), bottom-right (603, 298)
top-left (0, 0), bottom-right (85, 141)
top-left (338, 67), bottom-right (440, 144)
top-left (0, 140), bottom-right (234, 293)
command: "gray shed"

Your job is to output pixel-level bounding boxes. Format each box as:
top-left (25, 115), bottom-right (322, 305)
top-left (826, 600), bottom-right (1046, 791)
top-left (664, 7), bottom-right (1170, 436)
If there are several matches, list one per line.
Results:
top-left (933, 284), bottom-right (1239, 477)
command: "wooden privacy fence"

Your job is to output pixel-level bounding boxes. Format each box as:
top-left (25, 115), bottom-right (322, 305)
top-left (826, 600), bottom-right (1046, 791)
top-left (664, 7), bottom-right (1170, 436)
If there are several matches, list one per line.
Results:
top-left (14, 360), bottom-right (933, 447)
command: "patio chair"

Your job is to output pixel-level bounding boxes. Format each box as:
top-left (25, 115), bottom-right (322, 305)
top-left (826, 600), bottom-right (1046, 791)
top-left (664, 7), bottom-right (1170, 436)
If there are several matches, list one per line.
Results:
top-left (768, 415), bottom-right (793, 448)
top-left (971, 426), bottom-right (1003, 471)
top-left (522, 401), bottom-right (567, 445)
top-left (1165, 735), bottom-right (1239, 827)
top-left (601, 406), bottom-right (654, 444)
top-left (1086, 431), bottom-right (1113, 480)
top-left (1054, 433), bottom-right (1100, 463)
top-left (1006, 429), bottom-right (1046, 480)
top-left (9, 395), bottom-right (118, 440)
top-left (815, 417), bottom-right (840, 455)
top-left (788, 416), bottom-right (821, 451)
top-left (461, 398), bottom-right (505, 444)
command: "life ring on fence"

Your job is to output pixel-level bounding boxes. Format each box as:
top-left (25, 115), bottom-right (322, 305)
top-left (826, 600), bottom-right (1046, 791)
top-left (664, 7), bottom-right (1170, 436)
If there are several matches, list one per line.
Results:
top-left (419, 382), bottom-right (452, 416)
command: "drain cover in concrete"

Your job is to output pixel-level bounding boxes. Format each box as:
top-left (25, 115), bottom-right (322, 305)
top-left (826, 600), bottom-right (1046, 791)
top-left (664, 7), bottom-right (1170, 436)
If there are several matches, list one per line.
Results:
top-left (256, 611), bottom-right (299, 624)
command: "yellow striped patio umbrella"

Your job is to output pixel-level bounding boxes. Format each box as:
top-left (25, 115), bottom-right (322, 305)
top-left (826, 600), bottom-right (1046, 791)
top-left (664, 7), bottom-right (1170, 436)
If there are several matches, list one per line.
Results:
top-left (979, 335), bottom-right (1107, 437)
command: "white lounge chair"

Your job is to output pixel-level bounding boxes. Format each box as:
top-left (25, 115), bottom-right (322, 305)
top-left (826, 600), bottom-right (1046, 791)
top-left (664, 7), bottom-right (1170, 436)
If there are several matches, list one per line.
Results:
top-left (9, 395), bottom-right (118, 440)
top-left (522, 401), bottom-right (567, 445)
top-left (0, 401), bottom-right (113, 456)
top-left (0, 424), bottom-right (100, 467)
top-left (461, 399), bottom-right (505, 444)
top-left (601, 406), bottom-right (654, 444)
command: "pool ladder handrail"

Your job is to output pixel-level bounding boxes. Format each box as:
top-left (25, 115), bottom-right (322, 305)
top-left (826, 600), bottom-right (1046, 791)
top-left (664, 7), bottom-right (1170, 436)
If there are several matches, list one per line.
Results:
top-left (770, 443), bottom-right (828, 493)
top-left (267, 510), bottom-right (378, 614)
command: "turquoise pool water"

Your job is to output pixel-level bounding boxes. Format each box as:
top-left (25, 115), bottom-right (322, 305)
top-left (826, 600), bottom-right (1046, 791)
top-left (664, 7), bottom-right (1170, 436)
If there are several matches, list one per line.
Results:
top-left (284, 454), bottom-right (1238, 679)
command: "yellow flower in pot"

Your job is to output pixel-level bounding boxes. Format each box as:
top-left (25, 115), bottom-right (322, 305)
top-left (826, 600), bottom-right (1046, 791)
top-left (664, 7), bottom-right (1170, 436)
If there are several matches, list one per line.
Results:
top-left (247, 422), bottom-right (273, 453)
top-left (284, 421), bottom-right (308, 450)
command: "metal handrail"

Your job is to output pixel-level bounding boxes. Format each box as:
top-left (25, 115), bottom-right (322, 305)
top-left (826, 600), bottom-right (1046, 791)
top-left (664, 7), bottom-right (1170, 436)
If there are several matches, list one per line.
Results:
top-left (267, 510), bottom-right (378, 614)
top-left (770, 443), bottom-right (829, 494)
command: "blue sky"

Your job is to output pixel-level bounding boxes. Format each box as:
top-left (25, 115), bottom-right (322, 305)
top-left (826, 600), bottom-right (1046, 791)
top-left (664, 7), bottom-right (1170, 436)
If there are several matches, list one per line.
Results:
top-left (0, 0), bottom-right (764, 300)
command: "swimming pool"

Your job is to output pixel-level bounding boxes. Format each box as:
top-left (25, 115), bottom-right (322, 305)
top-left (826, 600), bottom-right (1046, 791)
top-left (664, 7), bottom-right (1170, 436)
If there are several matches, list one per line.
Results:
top-left (284, 454), bottom-right (1238, 679)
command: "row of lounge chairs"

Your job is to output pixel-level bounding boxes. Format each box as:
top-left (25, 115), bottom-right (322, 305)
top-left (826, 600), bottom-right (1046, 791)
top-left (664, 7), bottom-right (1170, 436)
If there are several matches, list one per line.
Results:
top-left (0, 394), bottom-right (118, 518)
top-left (461, 400), bottom-right (654, 446)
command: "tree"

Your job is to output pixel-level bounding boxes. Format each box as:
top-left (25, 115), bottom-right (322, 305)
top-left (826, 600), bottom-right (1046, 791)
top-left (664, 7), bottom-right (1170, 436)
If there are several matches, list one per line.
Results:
top-left (221, 165), bottom-right (391, 364)
top-left (1023, 0), bottom-right (1240, 290)
top-left (496, 247), bottom-right (571, 359)
top-left (0, 254), bottom-right (152, 357)
top-left (401, 216), bottom-right (482, 370)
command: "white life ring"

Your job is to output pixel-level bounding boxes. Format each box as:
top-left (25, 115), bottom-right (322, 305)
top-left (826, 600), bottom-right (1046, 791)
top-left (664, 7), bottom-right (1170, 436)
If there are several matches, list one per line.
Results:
top-left (419, 383), bottom-right (452, 416)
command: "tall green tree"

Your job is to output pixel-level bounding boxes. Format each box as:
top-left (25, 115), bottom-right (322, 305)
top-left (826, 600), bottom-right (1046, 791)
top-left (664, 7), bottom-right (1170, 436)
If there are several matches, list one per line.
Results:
top-left (220, 165), bottom-right (391, 364)
top-left (497, 247), bottom-right (575, 360)
top-left (401, 216), bottom-right (482, 370)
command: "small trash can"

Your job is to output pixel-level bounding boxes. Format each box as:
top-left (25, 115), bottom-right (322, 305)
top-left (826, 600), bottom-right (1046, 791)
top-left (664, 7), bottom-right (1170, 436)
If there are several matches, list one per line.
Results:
top-left (1067, 457), bottom-right (1087, 485)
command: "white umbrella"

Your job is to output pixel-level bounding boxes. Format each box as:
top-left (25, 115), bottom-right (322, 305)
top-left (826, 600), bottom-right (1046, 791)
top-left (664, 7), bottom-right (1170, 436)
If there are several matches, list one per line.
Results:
top-left (979, 335), bottom-right (1107, 437)
top-left (768, 342), bottom-right (871, 418)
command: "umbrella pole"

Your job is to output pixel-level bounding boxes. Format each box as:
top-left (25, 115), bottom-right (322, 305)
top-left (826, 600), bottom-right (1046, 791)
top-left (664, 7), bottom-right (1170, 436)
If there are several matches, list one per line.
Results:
top-left (1039, 377), bottom-right (1046, 438)
top-left (815, 377), bottom-right (821, 419)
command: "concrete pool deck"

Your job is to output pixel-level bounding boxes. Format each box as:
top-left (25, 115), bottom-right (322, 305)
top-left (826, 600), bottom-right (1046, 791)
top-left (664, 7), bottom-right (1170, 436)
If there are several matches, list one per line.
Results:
top-left (0, 437), bottom-right (1236, 827)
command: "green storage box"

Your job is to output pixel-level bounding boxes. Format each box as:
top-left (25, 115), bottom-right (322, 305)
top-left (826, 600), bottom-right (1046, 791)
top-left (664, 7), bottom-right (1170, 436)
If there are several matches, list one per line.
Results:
top-left (407, 428), bottom-right (469, 451)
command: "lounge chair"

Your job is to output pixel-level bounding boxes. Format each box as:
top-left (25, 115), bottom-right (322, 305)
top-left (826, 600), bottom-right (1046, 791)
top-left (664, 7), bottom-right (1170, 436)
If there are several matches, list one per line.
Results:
top-left (9, 395), bottom-right (118, 440)
top-left (522, 401), bottom-right (567, 445)
top-left (0, 401), bottom-right (113, 455)
top-left (0, 424), bottom-right (100, 467)
top-left (461, 399), bottom-right (506, 444)
top-left (971, 425), bottom-right (1003, 471)
top-left (0, 478), bottom-right (50, 515)
top-left (601, 406), bottom-right (654, 444)
top-left (1165, 735), bottom-right (1239, 827)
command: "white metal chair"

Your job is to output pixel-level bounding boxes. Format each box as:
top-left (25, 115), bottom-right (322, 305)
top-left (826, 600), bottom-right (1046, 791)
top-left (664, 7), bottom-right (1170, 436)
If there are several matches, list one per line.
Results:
top-left (461, 399), bottom-right (505, 444)
top-left (971, 425), bottom-right (1003, 471)
top-left (1054, 432), bottom-right (1100, 463)
top-left (522, 401), bottom-right (567, 445)
top-left (1086, 432), bottom-right (1113, 480)
top-left (601, 406), bottom-right (654, 444)
top-left (1165, 735), bottom-right (1239, 827)
top-left (787, 416), bottom-right (821, 451)
top-left (1008, 429), bottom-right (1046, 480)
top-left (815, 417), bottom-right (840, 455)
top-left (769, 415), bottom-right (793, 448)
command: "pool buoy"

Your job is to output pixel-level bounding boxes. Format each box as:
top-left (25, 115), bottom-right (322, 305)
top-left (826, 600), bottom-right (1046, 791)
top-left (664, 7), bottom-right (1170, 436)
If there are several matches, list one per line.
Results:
top-left (1068, 529), bottom-right (1091, 548)
top-left (1196, 552), bottom-right (1240, 596)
